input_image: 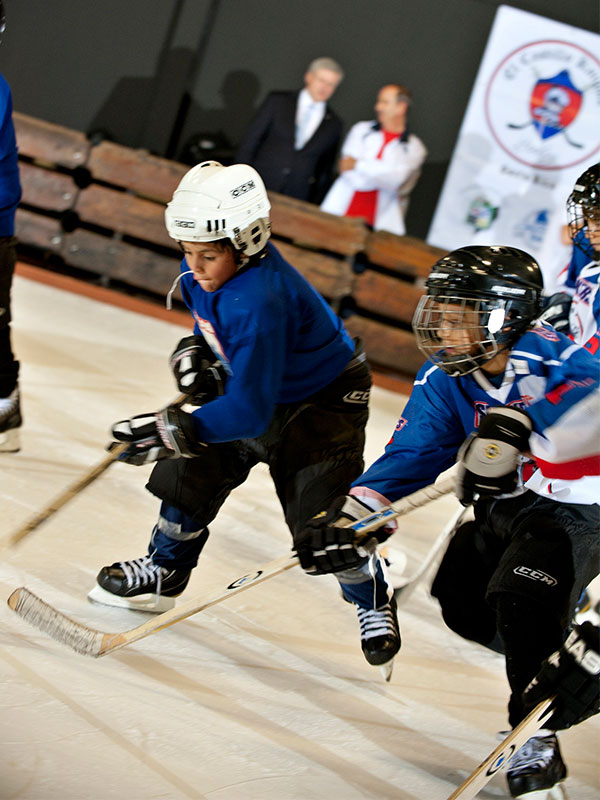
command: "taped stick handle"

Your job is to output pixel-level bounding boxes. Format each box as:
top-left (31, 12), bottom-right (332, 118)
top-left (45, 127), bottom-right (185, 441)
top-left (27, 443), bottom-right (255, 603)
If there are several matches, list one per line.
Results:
top-left (5, 393), bottom-right (187, 550)
top-left (347, 472), bottom-right (456, 538)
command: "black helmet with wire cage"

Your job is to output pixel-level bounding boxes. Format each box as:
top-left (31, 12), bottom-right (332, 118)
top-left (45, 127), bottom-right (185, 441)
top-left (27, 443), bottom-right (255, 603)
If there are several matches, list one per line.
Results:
top-left (567, 164), bottom-right (600, 261)
top-left (412, 245), bottom-right (543, 376)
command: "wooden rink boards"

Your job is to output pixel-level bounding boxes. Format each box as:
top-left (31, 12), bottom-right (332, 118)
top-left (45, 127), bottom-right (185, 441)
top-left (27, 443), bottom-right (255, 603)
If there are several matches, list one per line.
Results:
top-left (0, 269), bottom-right (598, 799)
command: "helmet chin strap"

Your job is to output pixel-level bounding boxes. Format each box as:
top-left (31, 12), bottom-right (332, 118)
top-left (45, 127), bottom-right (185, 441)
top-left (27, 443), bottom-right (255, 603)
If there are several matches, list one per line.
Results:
top-left (166, 270), bottom-right (194, 310)
top-left (235, 253), bottom-right (250, 271)
top-left (165, 248), bottom-right (251, 309)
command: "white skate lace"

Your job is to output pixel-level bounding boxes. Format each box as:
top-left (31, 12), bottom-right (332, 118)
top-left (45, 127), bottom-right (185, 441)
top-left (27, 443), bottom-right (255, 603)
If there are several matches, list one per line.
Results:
top-left (507, 735), bottom-right (556, 774)
top-left (356, 603), bottom-right (397, 642)
top-left (120, 555), bottom-right (164, 598)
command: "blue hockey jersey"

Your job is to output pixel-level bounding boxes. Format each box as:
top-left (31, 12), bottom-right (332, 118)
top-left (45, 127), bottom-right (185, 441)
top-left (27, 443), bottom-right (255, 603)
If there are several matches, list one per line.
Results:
top-left (352, 324), bottom-right (600, 507)
top-left (178, 242), bottom-right (355, 442)
top-left (0, 73), bottom-right (21, 237)
top-left (563, 231), bottom-right (600, 355)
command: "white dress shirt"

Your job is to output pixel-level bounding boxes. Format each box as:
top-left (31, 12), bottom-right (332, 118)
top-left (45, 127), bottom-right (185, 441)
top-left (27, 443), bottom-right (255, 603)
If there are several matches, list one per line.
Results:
top-left (320, 120), bottom-right (427, 235)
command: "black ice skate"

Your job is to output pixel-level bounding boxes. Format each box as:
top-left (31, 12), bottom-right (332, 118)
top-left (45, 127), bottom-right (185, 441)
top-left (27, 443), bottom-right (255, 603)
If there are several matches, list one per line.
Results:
top-left (356, 596), bottom-right (401, 681)
top-left (87, 555), bottom-right (191, 612)
top-left (507, 733), bottom-right (567, 799)
top-left (0, 386), bottom-right (21, 452)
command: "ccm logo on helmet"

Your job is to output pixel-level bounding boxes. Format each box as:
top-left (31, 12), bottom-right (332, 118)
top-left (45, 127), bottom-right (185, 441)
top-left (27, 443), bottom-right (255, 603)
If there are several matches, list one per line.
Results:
top-left (513, 566), bottom-right (557, 586)
top-left (230, 180), bottom-right (256, 198)
top-left (173, 218), bottom-right (196, 229)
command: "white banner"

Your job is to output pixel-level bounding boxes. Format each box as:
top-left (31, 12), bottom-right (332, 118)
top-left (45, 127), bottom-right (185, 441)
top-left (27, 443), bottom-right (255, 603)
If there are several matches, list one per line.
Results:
top-left (427, 5), bottom-right (600, 293)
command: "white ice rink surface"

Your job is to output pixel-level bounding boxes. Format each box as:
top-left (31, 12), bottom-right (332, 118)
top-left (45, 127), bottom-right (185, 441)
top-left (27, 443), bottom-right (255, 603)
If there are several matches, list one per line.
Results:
top-left (1, 273), bottom-right (599, 800)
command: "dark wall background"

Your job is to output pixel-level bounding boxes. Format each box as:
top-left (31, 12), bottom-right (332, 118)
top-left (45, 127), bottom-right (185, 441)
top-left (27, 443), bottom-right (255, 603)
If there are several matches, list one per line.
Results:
top-left (1, 0), bottom-right (598, 238)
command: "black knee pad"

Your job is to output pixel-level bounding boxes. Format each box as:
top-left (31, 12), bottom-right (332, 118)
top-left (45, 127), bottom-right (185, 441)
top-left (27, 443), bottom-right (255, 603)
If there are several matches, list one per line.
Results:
top-left (431, 520), bottom-right (499, 646)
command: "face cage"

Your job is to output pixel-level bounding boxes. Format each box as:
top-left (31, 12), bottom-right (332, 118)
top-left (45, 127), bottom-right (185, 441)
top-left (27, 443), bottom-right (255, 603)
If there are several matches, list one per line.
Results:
top-left (568, 200), bottom-right (600, 261)
top-left (412, 294), bottom-right (519, 376)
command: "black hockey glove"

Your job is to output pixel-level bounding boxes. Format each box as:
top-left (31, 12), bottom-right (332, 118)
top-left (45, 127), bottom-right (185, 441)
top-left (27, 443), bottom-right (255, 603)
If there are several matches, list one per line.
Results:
top-left (456, 406), bottom-right (532, 506)
top-left (169, 335), bottom-right (227, 404)
top-left (295, 496), bottom-right (389, 575)
top-left (522, 622), bottom-right (600, 730)
top-left (538, 292), bottom-right (573, 334)
top-left (109, 405), bottom-right (204, 466)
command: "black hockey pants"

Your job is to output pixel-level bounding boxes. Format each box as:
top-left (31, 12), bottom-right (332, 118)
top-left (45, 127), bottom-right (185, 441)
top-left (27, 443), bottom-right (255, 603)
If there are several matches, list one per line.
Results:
top-left (431, 490), bottom-right (599, 727)
top-left (145, 344), bottom-right (371, 569)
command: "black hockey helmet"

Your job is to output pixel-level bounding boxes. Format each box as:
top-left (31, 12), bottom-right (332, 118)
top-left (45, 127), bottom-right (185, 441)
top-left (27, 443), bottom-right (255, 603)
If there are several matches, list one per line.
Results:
top-left (412, 245), bottom-right (544, 376)
top-left (567, 163), bottom-right (600, 260)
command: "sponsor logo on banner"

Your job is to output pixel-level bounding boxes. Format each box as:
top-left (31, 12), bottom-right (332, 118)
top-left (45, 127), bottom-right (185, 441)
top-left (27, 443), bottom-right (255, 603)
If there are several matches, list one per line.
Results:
top-left (513, 209), bottom-right (549, 248)
top-left (466, 194), bottom-right (500, 232)
top-left (485, 40), bottom-right (600, 169)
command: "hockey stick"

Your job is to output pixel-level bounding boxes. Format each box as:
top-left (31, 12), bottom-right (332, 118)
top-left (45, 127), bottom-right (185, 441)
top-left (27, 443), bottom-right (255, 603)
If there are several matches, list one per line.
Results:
top-left (3, 443), bottom-right (128, 551)
top-left (394, 503), bottom-right (468, 606)
top-left (7, 475), bottom-right (455, 658)
top-left (446, 697), bottom-right (555, 799)
top-left (2, 394), bottom-right (187, 552)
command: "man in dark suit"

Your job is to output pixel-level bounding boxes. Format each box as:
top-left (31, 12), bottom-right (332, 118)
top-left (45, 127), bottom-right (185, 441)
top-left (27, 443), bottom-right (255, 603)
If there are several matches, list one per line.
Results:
top-left (235, 57), bottom-right (344, 205)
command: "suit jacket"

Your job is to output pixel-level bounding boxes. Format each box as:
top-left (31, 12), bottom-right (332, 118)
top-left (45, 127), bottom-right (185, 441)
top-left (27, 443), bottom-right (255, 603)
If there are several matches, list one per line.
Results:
top-left (235, 90), bottom-right (342, 204)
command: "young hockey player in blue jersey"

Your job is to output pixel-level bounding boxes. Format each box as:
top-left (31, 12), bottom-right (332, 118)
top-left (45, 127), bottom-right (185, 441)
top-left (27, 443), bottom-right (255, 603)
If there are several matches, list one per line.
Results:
top-left (296, 245), bottom-right (600, 798)
top-left (541, 164), bottom-right (600, 357)
top-left (88, 160), bottom-right (401, 670)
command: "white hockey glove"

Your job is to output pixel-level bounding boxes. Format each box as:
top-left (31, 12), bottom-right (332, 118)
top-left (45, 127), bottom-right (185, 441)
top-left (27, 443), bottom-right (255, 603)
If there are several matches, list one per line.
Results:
top-left (295, 496), bottom-right (392, 575)
top-left (109, 405), bottom-right (205, 466)
top-left (522, 622), bottom-right (600, 730)
top-left (169, 335), bottom-right (227, 404)
top-left (456, 407), bottom-right (532, 506)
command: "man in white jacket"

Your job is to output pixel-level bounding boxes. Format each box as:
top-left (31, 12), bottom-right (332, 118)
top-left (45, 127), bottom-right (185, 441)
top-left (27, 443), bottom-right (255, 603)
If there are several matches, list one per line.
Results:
top-left (320, 84), bottom-right (426, 235)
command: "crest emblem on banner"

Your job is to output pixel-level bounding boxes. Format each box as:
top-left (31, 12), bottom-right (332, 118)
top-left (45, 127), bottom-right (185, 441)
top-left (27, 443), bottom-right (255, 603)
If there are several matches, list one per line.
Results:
top-left (485, 40), bottom-right (600, 169)
top-left (529, 70), bottom-right (582, 141)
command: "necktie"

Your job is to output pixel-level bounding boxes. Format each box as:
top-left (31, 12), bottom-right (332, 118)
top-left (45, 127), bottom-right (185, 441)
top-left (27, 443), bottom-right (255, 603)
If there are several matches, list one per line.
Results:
top-left (295, 102), bottom-right (315, 150)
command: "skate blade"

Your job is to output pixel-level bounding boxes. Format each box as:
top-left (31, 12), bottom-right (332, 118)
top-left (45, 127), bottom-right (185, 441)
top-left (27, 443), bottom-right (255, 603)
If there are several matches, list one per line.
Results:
top-left (379, 658), bottom-right (394, 682)
top-left (513, 784), bottom-right (565, 799)
top-left (87, 584), bottom-right (176, 613)
top-left (0, 427), bottom-right (20, 452)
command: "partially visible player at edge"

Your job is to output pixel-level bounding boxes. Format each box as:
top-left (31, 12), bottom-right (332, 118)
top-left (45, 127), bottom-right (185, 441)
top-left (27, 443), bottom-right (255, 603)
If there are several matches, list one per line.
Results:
top-left (88, 160), bottom-right (402, 673)
top-left (296, 245), bottom-right (600, 799)
top-left (0, 0), bottom-right (23, 452)
top-left (541, 163), bottom-right (600, 357)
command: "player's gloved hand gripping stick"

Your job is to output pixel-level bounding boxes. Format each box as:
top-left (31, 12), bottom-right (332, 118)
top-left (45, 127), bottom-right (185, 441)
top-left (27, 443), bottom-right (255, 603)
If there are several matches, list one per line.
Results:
top-left (1, 393), bottom-right (187, 553)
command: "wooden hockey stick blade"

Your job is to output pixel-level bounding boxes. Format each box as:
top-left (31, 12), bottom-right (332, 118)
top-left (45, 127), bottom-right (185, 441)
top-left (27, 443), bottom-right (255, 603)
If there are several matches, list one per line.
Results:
top-left (394, 504), bottom-right (467, 606)
top-left (2, 394), bottom-right (187, 551)
top-left (446, 697), bottom-right (555, 799)
top-left (7, 477), bottom-right (456, 657)
top-left (7, 552), bottom-right (300, 657)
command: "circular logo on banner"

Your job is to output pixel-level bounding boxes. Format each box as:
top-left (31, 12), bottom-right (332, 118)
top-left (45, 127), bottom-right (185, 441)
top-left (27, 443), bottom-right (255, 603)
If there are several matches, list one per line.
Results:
top-left (485, 39), bottom-right (600, 170)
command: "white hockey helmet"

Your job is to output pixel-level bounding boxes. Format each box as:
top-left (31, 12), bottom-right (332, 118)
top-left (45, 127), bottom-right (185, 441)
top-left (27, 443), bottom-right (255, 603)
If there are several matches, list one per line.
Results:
top-left (165, 161), bottom-right (271, 256)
